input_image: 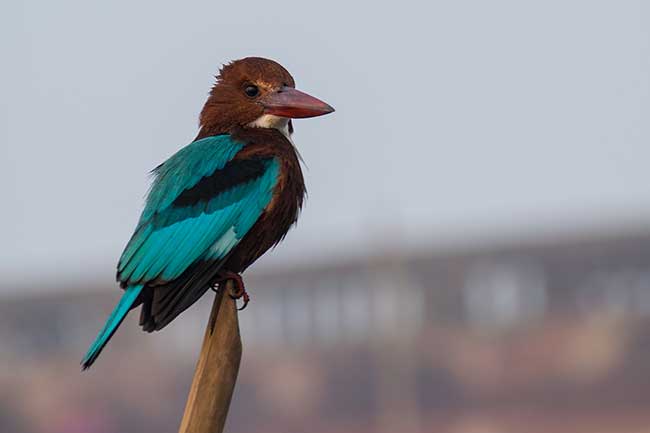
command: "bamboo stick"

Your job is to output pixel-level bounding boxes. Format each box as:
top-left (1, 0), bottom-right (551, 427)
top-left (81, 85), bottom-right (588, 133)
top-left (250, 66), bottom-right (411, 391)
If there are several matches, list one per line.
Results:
top-left (178, 281), bottom-right (242, 433)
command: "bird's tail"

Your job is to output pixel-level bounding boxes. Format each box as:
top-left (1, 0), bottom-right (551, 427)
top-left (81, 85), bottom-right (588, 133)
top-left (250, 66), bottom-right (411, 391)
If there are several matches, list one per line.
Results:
top-left (81, 284), bottom-right (144, 370)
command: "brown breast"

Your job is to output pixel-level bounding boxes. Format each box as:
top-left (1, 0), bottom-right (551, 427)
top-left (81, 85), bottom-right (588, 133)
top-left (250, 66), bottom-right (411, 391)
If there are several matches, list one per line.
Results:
top-left (222, 127), bottom-right (306, 273)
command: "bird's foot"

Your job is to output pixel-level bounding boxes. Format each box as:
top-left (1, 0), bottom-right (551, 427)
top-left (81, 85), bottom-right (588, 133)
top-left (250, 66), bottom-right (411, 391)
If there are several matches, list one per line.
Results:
top-left (213, 271), bottom-right (250, 311)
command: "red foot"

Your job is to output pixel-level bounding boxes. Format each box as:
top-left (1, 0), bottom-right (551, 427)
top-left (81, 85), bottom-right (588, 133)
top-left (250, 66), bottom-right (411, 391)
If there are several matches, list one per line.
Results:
top-left (214, 271), bottom-right (250, 310)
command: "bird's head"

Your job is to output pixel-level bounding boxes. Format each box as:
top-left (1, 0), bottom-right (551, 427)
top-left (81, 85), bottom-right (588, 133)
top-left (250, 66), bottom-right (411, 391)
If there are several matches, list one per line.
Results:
top-left (199, 57), bottom-right (334, 137)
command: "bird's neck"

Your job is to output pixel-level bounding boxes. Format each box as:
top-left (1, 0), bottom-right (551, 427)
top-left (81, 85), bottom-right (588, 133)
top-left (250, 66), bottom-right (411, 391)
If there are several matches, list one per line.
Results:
top-left (246, 114), bottom-right (292, 142)
top-left (196, 114), bottom-right (294, 143)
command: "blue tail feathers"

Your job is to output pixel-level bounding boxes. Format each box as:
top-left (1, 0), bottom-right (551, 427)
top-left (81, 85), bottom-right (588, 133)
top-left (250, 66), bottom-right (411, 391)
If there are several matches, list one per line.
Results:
top-left (81, 285), bottom-right (144, 370)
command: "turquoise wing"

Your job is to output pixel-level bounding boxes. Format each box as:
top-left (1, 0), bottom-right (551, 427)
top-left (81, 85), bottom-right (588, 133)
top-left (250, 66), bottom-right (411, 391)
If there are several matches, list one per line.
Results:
top-left (117, 134), bottom-right (280, 285)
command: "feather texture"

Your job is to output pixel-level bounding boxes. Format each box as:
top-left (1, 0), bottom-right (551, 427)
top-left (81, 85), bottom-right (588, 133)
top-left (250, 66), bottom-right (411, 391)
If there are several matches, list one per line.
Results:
top-left (116, 136), bottom-right (279, 286)
top-left (81, 284), bottom-right (143, 370)
top-left (83, 133), bottom-right (281, 367)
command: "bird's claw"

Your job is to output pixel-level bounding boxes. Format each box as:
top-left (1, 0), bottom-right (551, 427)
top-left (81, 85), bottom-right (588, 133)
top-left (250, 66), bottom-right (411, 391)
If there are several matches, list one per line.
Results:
top-left (231, 290), bottom-right (250, 311)
top-left (213, 271), bottom-right (250, 310)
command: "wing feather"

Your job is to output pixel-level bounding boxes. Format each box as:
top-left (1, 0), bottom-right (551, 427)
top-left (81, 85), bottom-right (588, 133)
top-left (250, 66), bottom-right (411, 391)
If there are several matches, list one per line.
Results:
top-left (116, 134), bottom-right (280, 288)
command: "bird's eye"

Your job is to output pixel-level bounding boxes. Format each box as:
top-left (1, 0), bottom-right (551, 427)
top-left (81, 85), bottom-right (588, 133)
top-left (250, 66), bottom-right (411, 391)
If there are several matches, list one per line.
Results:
top-left (244, 85), bottom-right (259, 98)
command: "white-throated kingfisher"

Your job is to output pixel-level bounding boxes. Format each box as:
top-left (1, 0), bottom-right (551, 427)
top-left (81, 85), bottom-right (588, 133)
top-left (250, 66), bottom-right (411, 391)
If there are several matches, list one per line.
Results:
top-left (82, 57), bottom-right (334, 369)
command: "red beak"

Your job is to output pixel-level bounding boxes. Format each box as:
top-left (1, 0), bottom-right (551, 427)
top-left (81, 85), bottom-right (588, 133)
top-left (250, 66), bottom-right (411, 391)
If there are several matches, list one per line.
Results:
top-left (262, 87), bottom-right (335, 118)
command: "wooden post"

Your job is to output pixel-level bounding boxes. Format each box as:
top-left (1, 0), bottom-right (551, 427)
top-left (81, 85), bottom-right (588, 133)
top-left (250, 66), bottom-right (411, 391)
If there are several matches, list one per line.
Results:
top-left (178, 281), bottom-right (242, 433)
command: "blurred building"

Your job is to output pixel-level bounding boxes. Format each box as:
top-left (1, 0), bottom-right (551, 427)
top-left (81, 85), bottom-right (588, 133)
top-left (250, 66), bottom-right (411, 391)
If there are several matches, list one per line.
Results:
top-left (2, 231), bottom-right (650, 433)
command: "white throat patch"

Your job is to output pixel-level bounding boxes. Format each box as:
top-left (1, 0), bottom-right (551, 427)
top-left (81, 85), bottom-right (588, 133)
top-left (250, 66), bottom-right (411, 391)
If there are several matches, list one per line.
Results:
top-left (247, 114), bottom-right (292, 141)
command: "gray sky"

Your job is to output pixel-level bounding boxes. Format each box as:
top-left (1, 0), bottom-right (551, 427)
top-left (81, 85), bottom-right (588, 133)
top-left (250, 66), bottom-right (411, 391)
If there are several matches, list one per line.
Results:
top-left (1, 0), bottom-right (649, 292)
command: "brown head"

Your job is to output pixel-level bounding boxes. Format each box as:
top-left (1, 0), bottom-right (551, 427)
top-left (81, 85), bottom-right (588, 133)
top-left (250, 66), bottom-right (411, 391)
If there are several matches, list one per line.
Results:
top-left (198, 57), bottom-right (334, 137)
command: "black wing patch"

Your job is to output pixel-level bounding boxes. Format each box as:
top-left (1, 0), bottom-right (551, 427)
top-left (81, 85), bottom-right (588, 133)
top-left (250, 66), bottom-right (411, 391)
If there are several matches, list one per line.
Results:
top-left (173, 157), bottom-right (272, 207)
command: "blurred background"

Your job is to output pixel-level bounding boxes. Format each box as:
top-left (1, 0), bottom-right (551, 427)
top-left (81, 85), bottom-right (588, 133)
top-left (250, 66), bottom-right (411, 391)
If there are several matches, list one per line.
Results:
top-left (2, 0), bottom-right (650, 432)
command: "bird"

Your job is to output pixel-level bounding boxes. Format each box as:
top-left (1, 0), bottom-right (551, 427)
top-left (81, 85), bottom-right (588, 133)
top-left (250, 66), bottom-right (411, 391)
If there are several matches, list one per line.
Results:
top-left (81, 57), bottom-right (334, 369)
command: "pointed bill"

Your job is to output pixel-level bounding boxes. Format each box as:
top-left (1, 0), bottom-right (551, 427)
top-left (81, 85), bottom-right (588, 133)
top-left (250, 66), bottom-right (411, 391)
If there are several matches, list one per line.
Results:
top-left (262, 87), bottom-right (335, 118)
